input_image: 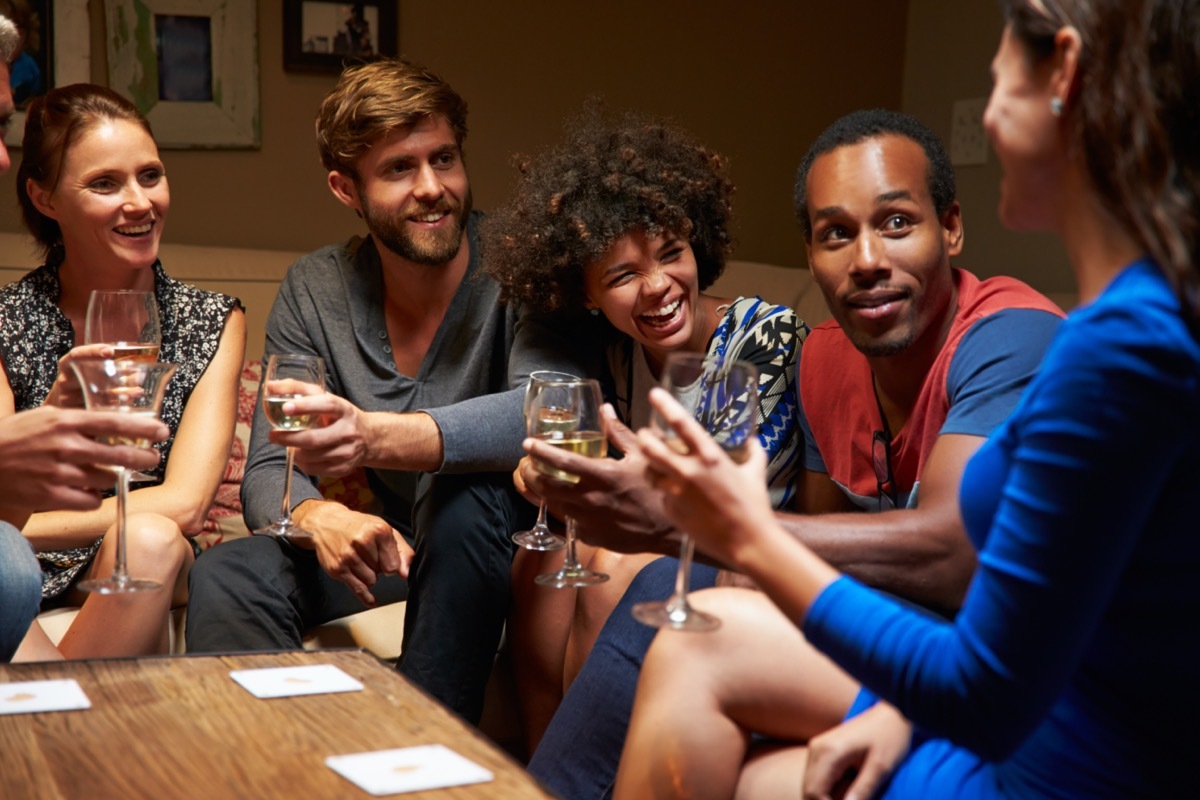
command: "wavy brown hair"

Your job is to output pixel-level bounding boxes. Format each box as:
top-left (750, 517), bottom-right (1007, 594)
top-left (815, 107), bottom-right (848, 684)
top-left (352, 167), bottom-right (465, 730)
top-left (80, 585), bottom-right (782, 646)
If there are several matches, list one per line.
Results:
top-left (480, 107), bottom-right (735, 315)
top-left (1004, 0), bottom-right (1200, 329)
top-left (315, 57), bottom-right (468, 179)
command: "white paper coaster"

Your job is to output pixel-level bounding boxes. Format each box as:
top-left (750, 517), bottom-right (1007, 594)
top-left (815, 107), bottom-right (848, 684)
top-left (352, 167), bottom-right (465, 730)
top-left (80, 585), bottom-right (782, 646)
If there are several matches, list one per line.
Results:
top-left (326, 744), bottom-right (494, 795)
top-left (229, 664), bottom-right (365, 698)
top-left (0, 679), bottom-right (91, 715)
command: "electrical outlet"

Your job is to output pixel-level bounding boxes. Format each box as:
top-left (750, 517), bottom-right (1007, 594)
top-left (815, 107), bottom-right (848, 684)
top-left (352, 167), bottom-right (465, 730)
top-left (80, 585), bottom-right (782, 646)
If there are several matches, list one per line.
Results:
top-left (950, 98), bottom-right (988, 166)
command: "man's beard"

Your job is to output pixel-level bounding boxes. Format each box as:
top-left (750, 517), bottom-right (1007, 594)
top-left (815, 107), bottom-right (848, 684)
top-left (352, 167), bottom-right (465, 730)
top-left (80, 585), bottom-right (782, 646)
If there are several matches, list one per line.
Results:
top-left (363, 189), bottom-right (473, 266)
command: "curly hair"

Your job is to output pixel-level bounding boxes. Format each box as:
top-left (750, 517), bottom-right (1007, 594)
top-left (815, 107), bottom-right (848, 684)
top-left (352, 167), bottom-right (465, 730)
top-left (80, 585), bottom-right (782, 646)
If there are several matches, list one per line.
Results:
top-left (1003, 0), bottom-right (1200, 332)
top-left (480, 108), bottom-right (735, 315)
top-left (793, 109), bottom-right (956, 242)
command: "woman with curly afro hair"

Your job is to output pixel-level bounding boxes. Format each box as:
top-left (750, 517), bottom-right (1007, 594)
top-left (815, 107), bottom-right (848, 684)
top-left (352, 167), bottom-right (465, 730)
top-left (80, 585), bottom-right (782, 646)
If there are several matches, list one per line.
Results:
top-left (479, 108), bottom-right (807, 767)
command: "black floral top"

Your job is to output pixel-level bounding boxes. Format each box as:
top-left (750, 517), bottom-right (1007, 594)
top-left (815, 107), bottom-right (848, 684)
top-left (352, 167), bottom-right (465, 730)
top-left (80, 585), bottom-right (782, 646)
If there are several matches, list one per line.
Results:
top-left (0, 258), bottom-right (240, 600)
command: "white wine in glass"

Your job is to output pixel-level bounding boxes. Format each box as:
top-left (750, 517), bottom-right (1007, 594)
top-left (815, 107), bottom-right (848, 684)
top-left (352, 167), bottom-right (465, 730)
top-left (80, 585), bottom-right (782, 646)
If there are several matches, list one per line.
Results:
top-left (70, 358), bottom-right (178, 594)
top-left (512, 370), bottom-right (582, 551)
top-left (532, 378), bottom-right (610, 588)
top-left (632, 352), bottom-right (760, 631)
top-left (85, 290), bottom-right (163, 481)
top-left (85, 290), bottom-right (162, 362)
top-left (253, 354), bottom-right (326, 540)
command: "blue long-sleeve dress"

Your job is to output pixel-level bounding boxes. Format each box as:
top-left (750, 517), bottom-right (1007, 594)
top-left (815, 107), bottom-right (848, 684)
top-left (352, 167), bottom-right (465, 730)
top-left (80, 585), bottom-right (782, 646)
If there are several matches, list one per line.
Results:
top-left (803, 258), bottom-right (1199, 798)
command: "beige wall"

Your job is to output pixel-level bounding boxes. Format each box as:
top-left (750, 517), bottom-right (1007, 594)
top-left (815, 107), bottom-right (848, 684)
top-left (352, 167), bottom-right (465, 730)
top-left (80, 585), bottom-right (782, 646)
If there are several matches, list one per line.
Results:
top-left (902, 0), bottom-right (1074, 296)
top-left (0, 0), bottom-right (910, 271)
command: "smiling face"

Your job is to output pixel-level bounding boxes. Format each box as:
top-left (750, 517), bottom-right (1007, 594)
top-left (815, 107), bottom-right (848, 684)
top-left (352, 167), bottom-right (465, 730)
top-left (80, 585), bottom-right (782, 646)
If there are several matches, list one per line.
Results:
top-left (804, 134), bottom-right (962, 359)
top-left (29, 118), bottom-right (168, 275)
top-left (983, 24), bottom-right (1065, 232)
top-left (332, 114), bottom-right (472, 266)
top-left (583, 230), bottom-right (707, 369)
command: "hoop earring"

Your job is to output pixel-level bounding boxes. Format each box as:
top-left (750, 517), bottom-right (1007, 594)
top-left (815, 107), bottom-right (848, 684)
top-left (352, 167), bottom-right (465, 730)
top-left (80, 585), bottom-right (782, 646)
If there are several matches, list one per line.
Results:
top-left (1050, 97), bottom-right (1064, 117)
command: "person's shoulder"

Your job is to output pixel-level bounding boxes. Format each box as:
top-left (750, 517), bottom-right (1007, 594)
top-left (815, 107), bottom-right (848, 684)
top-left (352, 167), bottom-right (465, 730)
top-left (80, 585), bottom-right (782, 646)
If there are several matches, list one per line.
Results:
top-left (282, 237), bottom-right (368, 282)
top-left (726, 296), bottom-right (801, 329)
top-left (0, 264), bottom-right (55, 305)
top-left (155, 265), bottom-right (242, 320)
top-left (802, 318), bottom-right (849, 348)
top-left (955, 268), bottom-right (1065, 319)
top-left (1069, 259), bottom-right (1194, 350)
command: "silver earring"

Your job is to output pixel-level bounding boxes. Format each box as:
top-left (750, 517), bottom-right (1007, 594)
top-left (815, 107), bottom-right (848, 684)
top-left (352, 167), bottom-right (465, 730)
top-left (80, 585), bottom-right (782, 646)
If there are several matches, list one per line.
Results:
top-left (589, 308), bottom-right (600, 316)
top-left (1050, 97), bottom-right (1064, 116)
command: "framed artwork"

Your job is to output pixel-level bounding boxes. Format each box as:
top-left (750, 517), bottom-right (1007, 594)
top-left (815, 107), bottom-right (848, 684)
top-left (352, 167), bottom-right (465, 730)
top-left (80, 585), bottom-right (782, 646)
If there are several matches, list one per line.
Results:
top-left (104, 0), bottom-right (260, 149)
top-left (3, 0), bottom-right (90, 149)
top-left (282, 0), bottom-right (397, 74)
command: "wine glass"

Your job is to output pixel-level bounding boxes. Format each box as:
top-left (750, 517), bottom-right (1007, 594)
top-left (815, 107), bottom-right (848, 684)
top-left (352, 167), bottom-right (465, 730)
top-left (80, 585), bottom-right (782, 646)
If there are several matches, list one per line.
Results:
top-left (85, 290), bottom-right (162, 483)
top-left (532, 378), bottom-right (610, 588)
top-left (69, 358), bottom-right (178, 594)
top-left (84, 290), bottom-right (162, 363)
top-left (512, 370), bottom-right (582, 551)
top-left (632, 352), bottom-right (760, 631)
top-left (253, 354), bottom-right (326, 540)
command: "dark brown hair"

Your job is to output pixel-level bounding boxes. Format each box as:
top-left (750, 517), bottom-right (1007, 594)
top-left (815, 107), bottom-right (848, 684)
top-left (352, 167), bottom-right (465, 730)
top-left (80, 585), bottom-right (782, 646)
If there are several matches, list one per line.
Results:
top-left (16, 83), bottom-right (154, 256)
top-left (1004, 0), bottom-right (1200, 327)
top-left (480, 106), bottom-right (734, 314)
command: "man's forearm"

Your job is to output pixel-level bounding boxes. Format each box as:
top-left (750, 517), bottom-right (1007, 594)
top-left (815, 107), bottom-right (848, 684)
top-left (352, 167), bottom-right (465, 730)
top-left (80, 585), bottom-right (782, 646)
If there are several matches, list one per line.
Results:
top-left (777, 509), bottom-right (976, 614)
top-left (361, 411), bottom-right (444, 473)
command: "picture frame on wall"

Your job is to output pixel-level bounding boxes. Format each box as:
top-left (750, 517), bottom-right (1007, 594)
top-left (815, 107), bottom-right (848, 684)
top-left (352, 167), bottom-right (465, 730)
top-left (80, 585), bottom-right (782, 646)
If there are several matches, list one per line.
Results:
top-left (104, 0), bottom-right (260, 149)
top-left (3, 0), bottom-right (90, 149)
top-left (282, 0), bottom-right (397, 74)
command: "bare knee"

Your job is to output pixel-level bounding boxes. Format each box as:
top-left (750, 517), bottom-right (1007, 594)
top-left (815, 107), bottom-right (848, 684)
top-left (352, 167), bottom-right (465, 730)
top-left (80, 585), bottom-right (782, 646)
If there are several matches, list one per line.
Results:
top-left (121, 513), bottom-right (189, 570)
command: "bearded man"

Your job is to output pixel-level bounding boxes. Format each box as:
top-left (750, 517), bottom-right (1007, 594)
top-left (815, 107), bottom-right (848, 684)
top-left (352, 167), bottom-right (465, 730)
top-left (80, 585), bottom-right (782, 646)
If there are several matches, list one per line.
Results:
top-left (185, 59), bottom-right (582, 725)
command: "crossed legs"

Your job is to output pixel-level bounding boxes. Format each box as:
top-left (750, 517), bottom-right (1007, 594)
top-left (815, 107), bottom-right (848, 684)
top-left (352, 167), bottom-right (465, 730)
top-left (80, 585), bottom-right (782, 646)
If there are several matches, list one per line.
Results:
top-left (613, 587), bottom-right (859, 800)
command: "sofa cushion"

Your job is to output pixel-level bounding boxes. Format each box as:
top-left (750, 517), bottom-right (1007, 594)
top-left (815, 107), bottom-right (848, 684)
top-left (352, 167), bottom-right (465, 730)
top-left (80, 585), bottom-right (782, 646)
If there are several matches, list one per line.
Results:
top-left (195, 360), bottom-right (260, 550)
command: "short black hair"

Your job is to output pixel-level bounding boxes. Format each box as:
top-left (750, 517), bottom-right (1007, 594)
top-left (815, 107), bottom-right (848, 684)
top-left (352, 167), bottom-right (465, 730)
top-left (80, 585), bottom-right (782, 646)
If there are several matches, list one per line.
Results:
top-left (793, 109), bottom-right (957, 241)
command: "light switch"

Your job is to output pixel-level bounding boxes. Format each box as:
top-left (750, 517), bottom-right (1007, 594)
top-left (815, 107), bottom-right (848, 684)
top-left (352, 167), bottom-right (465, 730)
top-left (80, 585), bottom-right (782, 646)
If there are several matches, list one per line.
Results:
top-left (950, 98), bottom-right (989, 166)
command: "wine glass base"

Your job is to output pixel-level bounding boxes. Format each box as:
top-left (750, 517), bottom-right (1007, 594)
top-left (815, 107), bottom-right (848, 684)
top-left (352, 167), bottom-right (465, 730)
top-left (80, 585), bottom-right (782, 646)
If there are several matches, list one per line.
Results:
top-left (127, 471), bottom-right (158, 484)
top-left (632, 600), bottom-right (720, 631)
top-left (78, 576), bottom-right (162, 594)
top-left (512, 529), bottom-right (566, 551)
top-left (252, 522), bottom-right (314, 541)
top-left (535, 567), bottom-right (609, 589)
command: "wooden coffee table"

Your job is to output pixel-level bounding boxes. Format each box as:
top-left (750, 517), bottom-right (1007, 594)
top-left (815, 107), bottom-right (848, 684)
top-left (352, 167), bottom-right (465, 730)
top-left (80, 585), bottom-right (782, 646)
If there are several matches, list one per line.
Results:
top-left (0, 649), bottom-right (554, 799)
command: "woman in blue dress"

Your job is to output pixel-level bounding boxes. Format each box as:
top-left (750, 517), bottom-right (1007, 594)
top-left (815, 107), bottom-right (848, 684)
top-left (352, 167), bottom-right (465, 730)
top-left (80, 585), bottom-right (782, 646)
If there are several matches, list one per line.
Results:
top-left (615, 1), bottom-right (1199, 797)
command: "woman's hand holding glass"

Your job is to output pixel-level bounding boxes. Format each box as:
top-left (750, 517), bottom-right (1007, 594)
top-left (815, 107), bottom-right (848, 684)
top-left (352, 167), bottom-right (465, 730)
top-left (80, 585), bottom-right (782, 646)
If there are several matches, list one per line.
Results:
top-left (44, 344), bottom-right (126, 409)
top-left (253, 354), bottom-right (327, 541)
top-left (528, 378), bottom-right (610, 588)
top-left (631, 354), bottom-right (762, 631)
top-left (511, 370), bottom-right (582, 551)
top-left (636, 384), bottom-right (778, 580)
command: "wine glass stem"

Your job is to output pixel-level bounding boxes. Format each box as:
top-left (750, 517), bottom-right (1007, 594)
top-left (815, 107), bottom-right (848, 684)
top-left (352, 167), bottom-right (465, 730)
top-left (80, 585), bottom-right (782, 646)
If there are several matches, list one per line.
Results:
top-left (669, 535), bottom-right (697, 610)
top-left (281, 446), bottom-right (297, 524)
top-left (112, 467), bottom-right (131, 585)
top-left (564, 516), bottom-right (583, 570)
top-left (533, 500), bottom-right (549, 533)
